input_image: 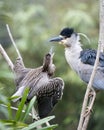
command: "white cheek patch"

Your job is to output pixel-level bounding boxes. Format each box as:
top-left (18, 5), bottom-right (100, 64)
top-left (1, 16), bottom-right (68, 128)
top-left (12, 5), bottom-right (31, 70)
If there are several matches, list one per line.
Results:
top-left (59, 39), bottom-right (66, 44)
top-left (62, 39), bottom-right (66, 42)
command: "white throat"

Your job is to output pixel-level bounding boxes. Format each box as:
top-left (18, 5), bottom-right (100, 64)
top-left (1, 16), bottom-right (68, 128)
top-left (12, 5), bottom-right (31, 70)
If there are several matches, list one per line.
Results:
top-left (65, 41), bottom-right (82, 73)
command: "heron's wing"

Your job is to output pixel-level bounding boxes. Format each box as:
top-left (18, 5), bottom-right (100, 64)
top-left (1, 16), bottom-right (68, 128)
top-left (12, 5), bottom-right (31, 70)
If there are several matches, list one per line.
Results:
top-left (79, 63), bottom-right (104, 90)
top-left (36, 78), bottom-right (64, 118)
top-left (80, 49), bottom-right (104, 67)
top-left (12, 67), bottom-right (43, 101)
top-left (14, 57), bottom-right (32, 86)
top-left (37, 97), bottom-right (57, 118)
top-left (17, 67), bottom-right (43, 89)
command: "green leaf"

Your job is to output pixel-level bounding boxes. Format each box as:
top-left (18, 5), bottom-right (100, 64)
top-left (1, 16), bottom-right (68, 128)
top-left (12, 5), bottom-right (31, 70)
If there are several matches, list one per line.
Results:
top-left (7, 103), bottom-right (12, 120)
top-left (9, 96), bottom-right (20, 101)
top-left (0, 122), bottom-right (8, 130)
top-left (38, 124), bottom-right (58, 130)
top-left (22, 116), bottom-right (55, 130)
top-left (0, 120), bottom-right (16, 126)
top-left (15, 88), bottom-right (29, 121)
top-left (0, 120), bottom-right (27, 128)
top-left (22, 96), bottom-right (36, 121)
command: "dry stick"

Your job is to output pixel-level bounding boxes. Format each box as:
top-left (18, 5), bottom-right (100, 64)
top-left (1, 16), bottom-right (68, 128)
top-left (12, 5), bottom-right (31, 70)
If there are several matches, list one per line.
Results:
top-left (0, 104), bottom-right (32, 116)
top-left (82, 96), bottom-right (94, 130)
top-left (99, 0), bottom-right (104, 52)
top-left (6, 24), bottom-right (22, 59)
top-left (0, 44), bottom-right (14, 71)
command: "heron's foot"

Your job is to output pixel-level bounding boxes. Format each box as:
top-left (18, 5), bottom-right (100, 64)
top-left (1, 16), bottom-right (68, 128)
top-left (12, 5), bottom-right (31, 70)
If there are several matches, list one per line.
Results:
top-left (84, 106), bottom-right (93, 117)
top-left (89, 90), bottom-right (95, 97)
top-left (33, 114), bottom-right (40, 121)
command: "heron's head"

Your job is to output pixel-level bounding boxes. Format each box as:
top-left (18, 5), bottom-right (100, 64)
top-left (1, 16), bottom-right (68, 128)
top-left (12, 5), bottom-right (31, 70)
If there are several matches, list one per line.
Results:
top-left (43, 49), bottom-right (56, 76)
top-left (49, 27), bottom-right (80, 48)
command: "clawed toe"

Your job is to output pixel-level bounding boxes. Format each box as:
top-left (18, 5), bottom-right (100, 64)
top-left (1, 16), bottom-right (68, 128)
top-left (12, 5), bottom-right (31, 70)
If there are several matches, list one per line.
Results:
top-left (84, 107), bottom-right (93, 117)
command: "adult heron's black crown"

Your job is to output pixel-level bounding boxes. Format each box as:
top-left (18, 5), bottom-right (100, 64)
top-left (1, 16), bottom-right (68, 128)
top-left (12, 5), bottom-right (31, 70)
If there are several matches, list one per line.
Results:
top-left (60, 27), bottom-right (74, 38)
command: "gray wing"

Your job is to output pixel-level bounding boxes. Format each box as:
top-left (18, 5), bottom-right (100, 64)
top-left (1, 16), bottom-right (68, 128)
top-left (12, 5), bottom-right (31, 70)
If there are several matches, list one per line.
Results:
top-left (80, 49), bottom-right (104, 67)
top-left (79, 63), bottom-right (104, 90)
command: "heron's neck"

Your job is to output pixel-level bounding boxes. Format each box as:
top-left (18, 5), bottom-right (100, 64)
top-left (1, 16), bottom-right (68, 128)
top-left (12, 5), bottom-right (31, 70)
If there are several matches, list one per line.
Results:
top-left (65, 42), bottom-right (82, 72)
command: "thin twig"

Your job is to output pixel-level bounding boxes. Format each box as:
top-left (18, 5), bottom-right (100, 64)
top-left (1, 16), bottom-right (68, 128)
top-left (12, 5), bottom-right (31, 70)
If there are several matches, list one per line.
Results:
top-left (6, 24), bottom-right (22, 59)
top-left (82, 113), bottom-right (91, 130)
top-left (0, 44), bottom-right (14, 71)
top-left (0, 104), bottom-right (32, 116)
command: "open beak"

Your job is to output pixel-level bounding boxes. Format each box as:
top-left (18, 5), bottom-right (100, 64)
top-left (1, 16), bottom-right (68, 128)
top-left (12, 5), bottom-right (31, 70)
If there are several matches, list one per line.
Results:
top-left (49, 47), bottom-right (55, 58)
top-left (49, 36), bottom-right (63, 42)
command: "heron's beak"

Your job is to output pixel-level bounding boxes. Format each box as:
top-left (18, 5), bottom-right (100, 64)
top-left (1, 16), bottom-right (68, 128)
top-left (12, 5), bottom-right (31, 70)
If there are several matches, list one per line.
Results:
top-left (49, 36), bottom-right (63, 42)
top-left (49, 47), bottom-right (55, 58)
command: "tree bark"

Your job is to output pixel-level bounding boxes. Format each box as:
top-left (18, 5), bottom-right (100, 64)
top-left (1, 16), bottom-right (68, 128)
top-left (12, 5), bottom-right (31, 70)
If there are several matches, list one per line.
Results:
top-left (99, 0), bottom-right (104, 52)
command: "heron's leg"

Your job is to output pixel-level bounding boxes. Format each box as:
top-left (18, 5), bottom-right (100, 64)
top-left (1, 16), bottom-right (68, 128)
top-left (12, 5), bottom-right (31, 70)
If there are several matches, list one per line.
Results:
top-left (84, 88), bottom-right (96, 117)
top-left (31, 107), bottom-right (43, 129)
top-left (88, 88), bottom-right (95, 97)
top-left (46, 121), bottom-right (50, 126)
top-left (32, 106), bottom-right (39, 121)
top-left (31, 106), bottom-right (51, 127)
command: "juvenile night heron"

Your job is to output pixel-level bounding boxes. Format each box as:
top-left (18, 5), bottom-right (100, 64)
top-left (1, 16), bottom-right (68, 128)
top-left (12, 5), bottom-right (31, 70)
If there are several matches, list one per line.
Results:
top-left (49, 27), bottom-right (104, 112)
top-left (12, 49), bottom-right (64, 118)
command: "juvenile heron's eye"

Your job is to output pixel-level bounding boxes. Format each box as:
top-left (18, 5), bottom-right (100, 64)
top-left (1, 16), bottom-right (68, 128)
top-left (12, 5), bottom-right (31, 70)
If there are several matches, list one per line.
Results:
top-left (46, 54), bottom-right (51, 59)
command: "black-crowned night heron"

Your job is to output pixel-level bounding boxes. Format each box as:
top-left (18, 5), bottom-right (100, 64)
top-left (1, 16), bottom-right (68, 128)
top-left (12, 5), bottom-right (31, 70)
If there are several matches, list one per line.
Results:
top-left (49, 27), bottom-right (104, 90)
top-left (12, 49), bottom-right (64, 118)
top-left (49, 27), bottom-right (104, 113)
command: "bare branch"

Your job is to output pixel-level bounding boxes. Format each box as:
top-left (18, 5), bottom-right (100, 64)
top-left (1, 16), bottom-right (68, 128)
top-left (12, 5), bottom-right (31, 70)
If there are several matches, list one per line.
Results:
top-left (99, 0), bottom-right (104, 52)
top-left (0, 44), bottom-right (14, 71)
top-left (0, 104), bottom-right (32, 116)
top-left (6, 24), bottom-right (22, 59)
top-left (82, 97), bottom-right (93, 130)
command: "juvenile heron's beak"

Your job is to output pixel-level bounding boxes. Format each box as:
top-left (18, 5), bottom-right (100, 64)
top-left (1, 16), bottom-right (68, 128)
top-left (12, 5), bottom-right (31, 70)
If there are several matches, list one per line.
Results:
top-left (49, 47), bottom-right (55, 58)
top-left (49, 36), bottom-right (63, 42)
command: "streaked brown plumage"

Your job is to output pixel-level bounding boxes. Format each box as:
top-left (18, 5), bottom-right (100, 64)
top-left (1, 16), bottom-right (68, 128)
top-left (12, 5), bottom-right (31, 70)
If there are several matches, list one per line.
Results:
top-left (12, 51), bottom-right (64, 118)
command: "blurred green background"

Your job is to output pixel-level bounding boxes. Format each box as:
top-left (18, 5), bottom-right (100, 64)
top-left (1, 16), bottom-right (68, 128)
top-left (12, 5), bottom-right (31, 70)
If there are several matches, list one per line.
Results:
top-left (0, 0), bottom-right (104, 130)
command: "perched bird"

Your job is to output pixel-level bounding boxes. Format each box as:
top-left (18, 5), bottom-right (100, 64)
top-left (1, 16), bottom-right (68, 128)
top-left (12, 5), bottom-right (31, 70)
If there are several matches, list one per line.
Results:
top-left (49, 27), bottom-right (104, 91)
top-left (12, 49), bottom-right (64, 118)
